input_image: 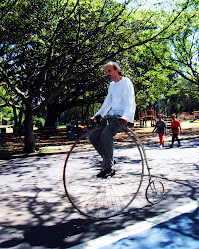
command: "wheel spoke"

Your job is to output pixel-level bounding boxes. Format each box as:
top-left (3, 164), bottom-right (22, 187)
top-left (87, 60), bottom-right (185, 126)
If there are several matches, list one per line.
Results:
top-left (63, 127), bottom-right (145, 219)
top-left (146, 180), bottom-right (165, 204)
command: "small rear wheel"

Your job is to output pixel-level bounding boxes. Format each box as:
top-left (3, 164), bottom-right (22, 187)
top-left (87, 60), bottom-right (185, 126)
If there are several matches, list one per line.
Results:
top-left (145, 180), bottom-right (165, 205)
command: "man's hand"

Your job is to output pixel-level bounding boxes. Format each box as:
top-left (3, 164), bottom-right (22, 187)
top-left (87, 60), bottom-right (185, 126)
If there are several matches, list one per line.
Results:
top-left (87, 117), bottom-right (95, 124)
top-left (118, 117), bottom-right (127, 126)
top-left (87, 115), bottom-right (102, 124)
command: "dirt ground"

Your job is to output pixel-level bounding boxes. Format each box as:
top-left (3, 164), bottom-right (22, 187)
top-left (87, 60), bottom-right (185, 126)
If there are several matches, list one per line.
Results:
top-left (0, 122), bottom-right (199, 159)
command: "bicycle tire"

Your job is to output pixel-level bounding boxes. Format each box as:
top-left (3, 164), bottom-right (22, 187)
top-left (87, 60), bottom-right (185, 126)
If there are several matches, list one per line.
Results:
top-left (63, 126), bottom-right (145, 219)
top-left (145, 180), bottom-right (165, 205)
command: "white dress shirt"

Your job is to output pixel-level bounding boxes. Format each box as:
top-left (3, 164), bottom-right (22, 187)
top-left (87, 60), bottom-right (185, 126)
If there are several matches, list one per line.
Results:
top-left (95, 77), bottom-right (136, 123)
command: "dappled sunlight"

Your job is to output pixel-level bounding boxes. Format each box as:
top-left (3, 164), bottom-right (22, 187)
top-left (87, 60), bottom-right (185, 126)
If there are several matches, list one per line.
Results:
top-left (0, 139), bottom-right (199, 248)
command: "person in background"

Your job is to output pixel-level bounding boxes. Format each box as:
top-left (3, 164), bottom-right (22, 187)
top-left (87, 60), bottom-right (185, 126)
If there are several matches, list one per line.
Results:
top-left (153, 114), bottom-right (167, 148)
top-left (169, 114), bottom-right (182, 148)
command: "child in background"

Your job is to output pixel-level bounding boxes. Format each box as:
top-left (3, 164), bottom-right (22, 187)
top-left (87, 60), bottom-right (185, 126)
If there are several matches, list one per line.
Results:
top-left (153, 114), bottom-right (167, 148)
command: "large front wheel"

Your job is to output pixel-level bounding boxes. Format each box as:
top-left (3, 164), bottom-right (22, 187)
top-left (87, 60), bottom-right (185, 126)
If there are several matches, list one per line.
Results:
top-left (63, 126), bottom-right (145, 219)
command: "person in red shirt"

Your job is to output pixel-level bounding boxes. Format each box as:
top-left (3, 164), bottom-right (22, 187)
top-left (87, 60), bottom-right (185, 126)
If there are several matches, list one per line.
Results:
top-left (169, 114), bottom-right (182, 148)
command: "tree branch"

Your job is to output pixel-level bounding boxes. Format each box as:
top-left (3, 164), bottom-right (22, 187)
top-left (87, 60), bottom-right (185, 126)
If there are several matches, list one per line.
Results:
top-left (0, 66), bottom-right (28, 102)
top-left (0, 95), bottom-right (23, 109)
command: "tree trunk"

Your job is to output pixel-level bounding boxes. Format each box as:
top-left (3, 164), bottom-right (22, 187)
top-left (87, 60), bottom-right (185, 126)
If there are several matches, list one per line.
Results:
top-left (164, 96), bottom-right (168, 116)
top-left (12, 106), bottom-right (18, 126)
top-left (18, 109), bottom-right (23, 133)
top-left (24, 107), bottom-right (35, 153)
top-left (44, 100), bottom-right (60, 128)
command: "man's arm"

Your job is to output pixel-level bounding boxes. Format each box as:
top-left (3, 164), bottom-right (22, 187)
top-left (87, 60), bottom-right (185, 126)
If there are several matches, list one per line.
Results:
top-left (118, 117), bottom-right (127, 126)
top-left (122, 78), bottom-right (136, 123)
top-left (178, 120), bottom-right (182, 133)
top-left (94, 86), bottom-right (112, 117)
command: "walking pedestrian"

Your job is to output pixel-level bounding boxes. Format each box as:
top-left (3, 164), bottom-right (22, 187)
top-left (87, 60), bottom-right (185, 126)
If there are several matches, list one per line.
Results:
top-left (153, 114), bottom-right (167, 148)
top-left (169, 114), bottom-right (182, 148)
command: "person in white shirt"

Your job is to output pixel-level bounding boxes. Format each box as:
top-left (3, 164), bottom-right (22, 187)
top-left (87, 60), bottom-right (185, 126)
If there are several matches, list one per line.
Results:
top-left (88, 62), bottom-right (136, 178)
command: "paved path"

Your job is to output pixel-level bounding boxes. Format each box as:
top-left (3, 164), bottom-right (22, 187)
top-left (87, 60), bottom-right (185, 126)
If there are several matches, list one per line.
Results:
top-left (0, 138), bottom-right (199, 248)
top-left (70, 200), bottom-right (199, 248)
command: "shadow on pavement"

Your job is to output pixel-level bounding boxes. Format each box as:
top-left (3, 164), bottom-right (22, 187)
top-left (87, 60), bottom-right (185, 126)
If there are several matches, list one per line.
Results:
top-left (0, 218), bottom-right (92, 248)
top-left (0, 140), bottom-right (199, 248)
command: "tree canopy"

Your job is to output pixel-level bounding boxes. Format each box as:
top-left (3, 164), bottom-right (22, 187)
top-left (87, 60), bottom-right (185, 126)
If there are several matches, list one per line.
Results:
top-left (0, 0), bottom-right (198, 152)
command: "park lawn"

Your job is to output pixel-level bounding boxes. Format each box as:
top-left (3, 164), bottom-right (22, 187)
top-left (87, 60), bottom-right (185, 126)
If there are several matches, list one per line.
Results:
top-left (1, 120), bottom-right (199, 135)
top-left (181, 120), bottom-right (199, 128)
top-left (135, 120), bottom-right (199, 133)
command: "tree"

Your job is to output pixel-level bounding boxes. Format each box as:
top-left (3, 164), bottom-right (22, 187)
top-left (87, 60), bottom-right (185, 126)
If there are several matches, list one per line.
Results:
top-left (44, 0), bottom-right (194, 124)
top-left (145, 0), bottom-right (199, 112)
top-left (0, 0), bottom-right (191, 152)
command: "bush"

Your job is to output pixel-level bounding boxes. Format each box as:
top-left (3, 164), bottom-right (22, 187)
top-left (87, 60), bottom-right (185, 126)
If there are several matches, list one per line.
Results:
top-left (34, 117), bottom-right (45, 129)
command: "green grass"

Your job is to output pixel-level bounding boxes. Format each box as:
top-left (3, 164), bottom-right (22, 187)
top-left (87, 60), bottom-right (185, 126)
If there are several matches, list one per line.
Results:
top-left (57, 125), bottom-right (66, 129)
top-left (37, 148), bottom-right (55, 153)
top-left (180, 121), bottom-right (199, 129)
top-left (0, 146), bottom-right (55, 155)
top-left (0, 146), bottom-right (17, 150)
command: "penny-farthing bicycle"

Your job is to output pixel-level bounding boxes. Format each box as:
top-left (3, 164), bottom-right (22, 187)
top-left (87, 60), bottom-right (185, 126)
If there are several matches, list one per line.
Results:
top-left (63, 117), bottom-right (164, 219)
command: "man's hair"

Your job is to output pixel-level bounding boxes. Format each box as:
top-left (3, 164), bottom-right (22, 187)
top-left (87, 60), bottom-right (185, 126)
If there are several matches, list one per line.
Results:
top-left (105, 62), bottom-right (122, 75)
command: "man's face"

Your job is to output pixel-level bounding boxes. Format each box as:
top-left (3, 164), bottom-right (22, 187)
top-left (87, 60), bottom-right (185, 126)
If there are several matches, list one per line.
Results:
top-left (105, 64), bottom-right (118, 81)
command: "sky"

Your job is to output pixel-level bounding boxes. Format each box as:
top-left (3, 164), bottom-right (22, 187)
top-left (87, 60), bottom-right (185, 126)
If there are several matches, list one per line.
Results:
top-left (117, 0), bottom-right (177, 12)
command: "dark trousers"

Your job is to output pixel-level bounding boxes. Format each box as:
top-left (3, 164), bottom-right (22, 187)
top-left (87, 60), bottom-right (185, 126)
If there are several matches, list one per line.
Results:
top-left (89, 116), bottom-right (121, 170)
top-left (172, 134), bottom-right (180, 145)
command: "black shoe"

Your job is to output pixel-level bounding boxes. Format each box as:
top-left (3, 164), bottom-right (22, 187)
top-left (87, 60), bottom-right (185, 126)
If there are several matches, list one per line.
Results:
top-left (97, 168), bottom-right (115, 178)
top-left (169, 144), bottom-right (173, 148)
top-left (177, 144), bottom-right (182, 147)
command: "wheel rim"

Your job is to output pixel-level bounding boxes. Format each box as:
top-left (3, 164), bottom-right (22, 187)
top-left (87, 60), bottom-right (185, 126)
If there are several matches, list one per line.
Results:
top-left (146, 180), bottom-right (165, 205)
top-left (63, 127), bottom-right (145, 219)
